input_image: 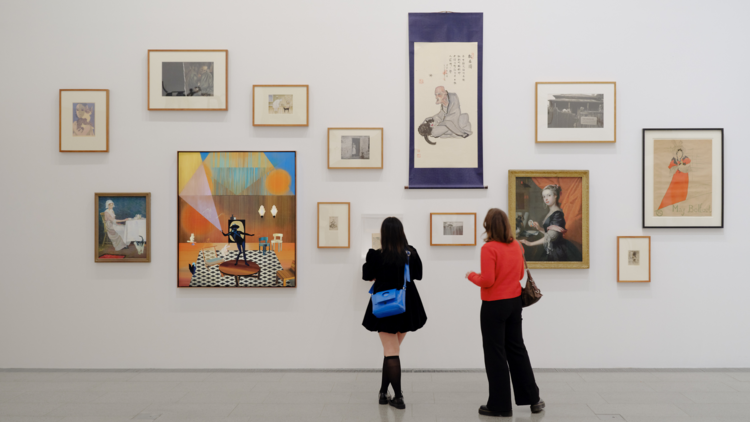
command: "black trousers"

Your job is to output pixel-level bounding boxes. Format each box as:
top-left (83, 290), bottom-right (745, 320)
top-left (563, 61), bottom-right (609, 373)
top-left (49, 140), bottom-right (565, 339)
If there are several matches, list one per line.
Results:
top-left (480, 296), bottom-right (540, 412)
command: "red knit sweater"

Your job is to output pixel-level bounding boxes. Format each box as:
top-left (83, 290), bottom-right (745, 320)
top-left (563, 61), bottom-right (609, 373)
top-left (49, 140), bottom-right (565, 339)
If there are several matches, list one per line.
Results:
top-left (468, 240), bottom-right (525, 301)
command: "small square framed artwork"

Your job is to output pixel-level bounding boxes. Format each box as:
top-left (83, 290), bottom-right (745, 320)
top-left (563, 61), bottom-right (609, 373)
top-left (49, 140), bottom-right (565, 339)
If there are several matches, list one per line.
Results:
top-left (318, 202), bottom-right (350, 248)
top-left (148, 50), bottom-right (228, 110)
top-left (60, 89), bottom-right (109, 152)
top-left (328, 128), bottom-right (383, 169)
top-left (253, 85), bottom-right (309, 126)
top-left (617, 236), bottom-right (650, 282)
top-left (95, 193), bottom-right (151, 262)
top-left (430, 213), bottom-right (476, 246)
top-left (536, 82), bottom-right (616, 143)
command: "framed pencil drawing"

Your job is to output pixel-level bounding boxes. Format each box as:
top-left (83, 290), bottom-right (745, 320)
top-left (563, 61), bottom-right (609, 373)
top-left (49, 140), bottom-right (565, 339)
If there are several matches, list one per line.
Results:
top-left (148, 50), bottom-right (228, 110)
top-left (317, 202), bottom-right (350, 248)
top-left (95, 193), bottom-right (150, 262)
top-left (643, 129), bottom-right (723, 228)
top-left (253, 85), bottom-right (309, 126)
top-left (60, 89), bottom-right (109, 152)
top-left (430, 213), bottom-right (476, 246)
top-left (536, 82), bottom-right (616, 143)
top-left (328, 128), bottom-right (383, 169)
top-left (617, 236), bottom-right (650, 283)
top-left (508, 170), bottom-right (589, 269)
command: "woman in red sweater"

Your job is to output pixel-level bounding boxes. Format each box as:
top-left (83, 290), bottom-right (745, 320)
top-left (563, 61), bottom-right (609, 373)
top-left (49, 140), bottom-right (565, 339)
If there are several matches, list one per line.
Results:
top-left (466, 208), bottom-right (544, 418)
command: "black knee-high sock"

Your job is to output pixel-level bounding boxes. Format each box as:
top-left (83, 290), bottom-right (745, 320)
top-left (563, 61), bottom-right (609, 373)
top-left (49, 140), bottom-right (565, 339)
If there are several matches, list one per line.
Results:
top-left (379, 357), bottom-right (389, 394)
top-left (384, 356), bottom-right (402, 398)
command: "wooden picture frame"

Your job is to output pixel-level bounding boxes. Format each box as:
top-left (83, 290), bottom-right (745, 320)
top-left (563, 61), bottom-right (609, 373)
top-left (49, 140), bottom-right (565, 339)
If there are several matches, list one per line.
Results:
top-left (328, 128), bottom-right (383, 169)
top-left (535, 82), bottom-right (616, 143)
top-left (508, 170), bottom-right (589, 269)
top-left (317, 202), bottom-right (351, 248)
top-left (430, 213), bottom-right (477, 246)
top-left (148, 50), bottom-right (228, 111)
top-left (95, 193), bottom-right (151, 262)
top-left (252, 85), bottom-right (309, 126)
top-left (617, 236), bottom-right (651, 283)
top-left (60, 89), bottom-right (109, 152)
top-left (642, 128), bottom-right (724, 228)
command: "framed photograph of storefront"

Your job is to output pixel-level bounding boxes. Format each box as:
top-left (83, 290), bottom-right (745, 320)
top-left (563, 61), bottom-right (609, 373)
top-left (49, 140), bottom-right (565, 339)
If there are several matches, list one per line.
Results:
top-left (328, 128), bottom-right (383, 169)
top-left (643, 128), bottom-right (723, 228)
top-left (148, 50), bottom-right (228, 111)
top-left (536, 82), bottom-right (616, 143)
top-left (430, 213), bottom-right (476, 246)
top-left (617, 236), bottom-right (650, 283)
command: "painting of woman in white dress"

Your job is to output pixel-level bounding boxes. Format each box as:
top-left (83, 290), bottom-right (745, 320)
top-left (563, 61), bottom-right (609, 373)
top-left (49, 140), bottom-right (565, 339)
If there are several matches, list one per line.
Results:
top-left (96, 194), bottom-right (151, 262)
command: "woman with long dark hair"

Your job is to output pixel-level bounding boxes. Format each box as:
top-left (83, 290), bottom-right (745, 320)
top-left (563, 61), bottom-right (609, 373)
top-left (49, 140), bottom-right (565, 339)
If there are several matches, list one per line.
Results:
top-left (466, 208), bottom-right (544, 418)
top-left (362, 217), bottom-right (425, 410)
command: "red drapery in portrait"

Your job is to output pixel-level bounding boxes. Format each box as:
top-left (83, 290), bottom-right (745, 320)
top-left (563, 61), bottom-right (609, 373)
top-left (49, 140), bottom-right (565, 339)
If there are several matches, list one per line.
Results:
top-left (531, 177), bottom-right (583, 246)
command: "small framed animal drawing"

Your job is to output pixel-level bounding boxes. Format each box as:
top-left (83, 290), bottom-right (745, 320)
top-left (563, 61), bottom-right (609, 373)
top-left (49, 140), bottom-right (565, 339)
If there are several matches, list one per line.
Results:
top-left (60, 89), bottom-right (109, 152)
top-left (253, 85), bottom-right (309, 126)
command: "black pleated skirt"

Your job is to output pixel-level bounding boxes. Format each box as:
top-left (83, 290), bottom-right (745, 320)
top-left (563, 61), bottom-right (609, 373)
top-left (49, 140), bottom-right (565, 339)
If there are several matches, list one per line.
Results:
top-left (362, 281), bottom-right (427, 334)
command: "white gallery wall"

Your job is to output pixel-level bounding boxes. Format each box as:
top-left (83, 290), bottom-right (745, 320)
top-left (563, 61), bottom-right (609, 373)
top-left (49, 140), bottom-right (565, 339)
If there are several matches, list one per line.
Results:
top-left (0, 0), bottom-right (747, 369)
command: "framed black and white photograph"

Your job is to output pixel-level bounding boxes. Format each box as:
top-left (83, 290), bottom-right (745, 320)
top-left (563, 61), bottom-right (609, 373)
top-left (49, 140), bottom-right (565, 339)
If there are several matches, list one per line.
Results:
top-left (253, 85), bottom-right (309, 126)
top-left (536, 82), bottom-right (616, 143)
top-left (328, 128), bottom-right (383, 169)
top-left (430, 213), bottom-right (476, 246)
top-left (617, 236), bottom-right (650, 283)
top-left (643, 129), bottom-right (723, 228)
top-left (318, 202), bottom-right (349, 248)
top-left (148, 50), bottom-right (228, 110)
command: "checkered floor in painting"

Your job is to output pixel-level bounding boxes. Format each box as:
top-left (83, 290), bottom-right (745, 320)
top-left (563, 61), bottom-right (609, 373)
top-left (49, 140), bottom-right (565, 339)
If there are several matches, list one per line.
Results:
top-left (190, 249), bottom-right (290, 287)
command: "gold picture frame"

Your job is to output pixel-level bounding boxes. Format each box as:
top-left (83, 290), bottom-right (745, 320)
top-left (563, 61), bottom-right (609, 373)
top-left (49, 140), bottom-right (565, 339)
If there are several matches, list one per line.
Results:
top-left (95, 193), bottom-right (151, 263)
top-left (317, 202), bottom-right (350, 248)
top-left (535, 82), bottom-right (616, 143)
top-left (508, 170), bottom-right (589, 269)
top-left (617, 236), bottom-right (651, 283)
top-left (328, 128), bottom-right (383, 169)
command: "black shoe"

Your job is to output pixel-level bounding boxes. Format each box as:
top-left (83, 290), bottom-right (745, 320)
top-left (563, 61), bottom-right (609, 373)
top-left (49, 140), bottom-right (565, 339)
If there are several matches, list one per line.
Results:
top-left (531, 399), bottom-right (545, 413)
top-left (389, 395), bottom-right (405, 409)
top-left (378, 392), bottom-right (390, 405)
top-left (478, 405), bottom-right (512, 417)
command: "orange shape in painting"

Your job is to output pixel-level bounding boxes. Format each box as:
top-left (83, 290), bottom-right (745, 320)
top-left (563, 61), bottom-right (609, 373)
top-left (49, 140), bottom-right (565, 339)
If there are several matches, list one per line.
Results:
top-left (265, 169), bottom-right (291, 195)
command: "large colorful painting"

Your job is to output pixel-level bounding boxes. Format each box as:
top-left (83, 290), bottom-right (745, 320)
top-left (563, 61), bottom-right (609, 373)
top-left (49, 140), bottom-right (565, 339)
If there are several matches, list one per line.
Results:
top-left (178, 152), bottom-right (296, 287)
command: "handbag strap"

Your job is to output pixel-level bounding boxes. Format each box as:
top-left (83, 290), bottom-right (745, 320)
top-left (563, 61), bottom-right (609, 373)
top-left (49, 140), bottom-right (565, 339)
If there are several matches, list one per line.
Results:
top-left (368, 250), bottom-right (411, 295)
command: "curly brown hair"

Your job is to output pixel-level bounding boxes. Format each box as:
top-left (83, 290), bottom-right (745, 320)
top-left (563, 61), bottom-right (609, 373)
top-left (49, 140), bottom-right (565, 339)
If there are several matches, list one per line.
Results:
top-left (482, 208), bottom-right (514, 244)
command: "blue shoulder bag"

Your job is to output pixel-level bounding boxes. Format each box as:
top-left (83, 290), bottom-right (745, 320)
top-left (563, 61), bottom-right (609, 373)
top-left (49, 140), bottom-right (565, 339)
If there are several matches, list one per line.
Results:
top-left (369, 251), bottom-right (411, 318)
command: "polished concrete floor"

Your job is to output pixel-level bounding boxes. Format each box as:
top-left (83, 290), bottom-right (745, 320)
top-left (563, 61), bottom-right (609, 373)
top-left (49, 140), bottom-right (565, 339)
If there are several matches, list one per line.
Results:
top-left (1, 370), bottom-right (749, 422)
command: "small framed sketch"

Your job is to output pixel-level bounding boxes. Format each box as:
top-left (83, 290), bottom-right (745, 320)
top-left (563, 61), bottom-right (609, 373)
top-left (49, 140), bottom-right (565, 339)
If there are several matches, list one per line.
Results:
top-left (60, 89), bottom-right (109, 152)
top-left (148, 50), bottom-right (228, 110)
top-left (253, 85), bottom-right (309, 126)
top-left (617, 236), bottom-right (650, 283)
top-left (95, 193), bottom-right (151, 263)
top-left (328, 128), bottom-right (383, 169)
top-left (508, 170), bottom-right (589, 269)
top-left (643, 129), bottom-right (723, 228)
top-left (318, 202), bottom-right (350, 248)
top-left (536, 82), bottom-right (616, 143)
top-left (430, 213), bottom-right (476, 246)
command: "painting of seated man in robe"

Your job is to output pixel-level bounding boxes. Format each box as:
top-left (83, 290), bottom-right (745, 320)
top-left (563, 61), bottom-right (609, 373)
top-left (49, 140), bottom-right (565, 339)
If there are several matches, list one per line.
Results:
top-left (417, 86), bottom-right (472, 145)
top-left (95, 193), bottom-right (150, 262)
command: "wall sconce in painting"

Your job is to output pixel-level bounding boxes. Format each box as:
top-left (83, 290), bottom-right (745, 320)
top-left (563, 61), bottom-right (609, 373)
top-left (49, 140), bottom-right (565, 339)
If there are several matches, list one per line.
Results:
top-left (259, 205), bottom-right (266, 218)
top-left (271, 205), bottom-right (278, 218)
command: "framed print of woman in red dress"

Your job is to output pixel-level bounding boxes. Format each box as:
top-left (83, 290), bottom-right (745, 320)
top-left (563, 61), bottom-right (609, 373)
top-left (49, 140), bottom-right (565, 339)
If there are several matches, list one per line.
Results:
top-left (658, 142), bottom-right (692, 210)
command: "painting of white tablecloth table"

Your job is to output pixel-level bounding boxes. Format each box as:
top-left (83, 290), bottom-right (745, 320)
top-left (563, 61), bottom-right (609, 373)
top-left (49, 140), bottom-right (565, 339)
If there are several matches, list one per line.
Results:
top-left (95, 193), bottom-right (151, 262)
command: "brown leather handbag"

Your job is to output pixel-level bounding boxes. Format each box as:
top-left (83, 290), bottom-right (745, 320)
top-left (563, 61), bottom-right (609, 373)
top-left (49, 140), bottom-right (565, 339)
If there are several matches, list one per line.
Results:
top-left (521, 257), bottom-right (542, 308)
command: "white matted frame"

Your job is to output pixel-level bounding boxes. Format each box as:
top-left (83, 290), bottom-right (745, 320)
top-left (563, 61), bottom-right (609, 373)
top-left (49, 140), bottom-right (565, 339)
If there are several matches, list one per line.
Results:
top-left (318, 202), bottom-right (350, 248)
top-left (60, 89), bottom-right (109, 152)
top-left (148, 50), bottom-right (228, 111)
top-left (328, 128), bottom-right (383, 169)
top-left (253, 85), bottom-right (309, 126)
top-left (536, 82), bottom-right (616, 143)
top-left (430, 213), bottom-right (476, 246)
top-left (617, 236), bottom-right (650, 283)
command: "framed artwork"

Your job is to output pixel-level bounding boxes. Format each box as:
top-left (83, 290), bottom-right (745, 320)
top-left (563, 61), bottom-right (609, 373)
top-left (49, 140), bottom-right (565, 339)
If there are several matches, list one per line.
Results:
top-left (317, 202), bottom-right (350, 248)
top-left (362, 214), bottom-right (403, 258)
top-left (617, 236), bottom-right (651, 283)
top-left (60, 89), bottom-right (109, 152)
top-left (252, 85), bottom-right (309, 126)
top-left (148, 50), bottom-right (228, 110)
top-left (328, 128), bottom-right (383, 169)
top-left (643, 129), bottom-right (723, 228)
top-left (508, 170), bottom-right (589, 269)
top-left (535, 82), bottom-right (616, 143)
top-left (178, 151), bottom-right (297, 288)
top-left (430, 213), bottom-right (476, 246)
top-left (95, 193), bottom-right (150, 262)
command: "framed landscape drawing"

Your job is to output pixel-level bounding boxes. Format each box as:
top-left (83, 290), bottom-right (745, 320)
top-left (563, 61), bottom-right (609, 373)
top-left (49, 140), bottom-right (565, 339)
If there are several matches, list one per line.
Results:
top-left (643, 129), bottom-right (723, 228)
top-left (253, 85), bottom-right (309, 126)
top-left (148, 50), bottom-right (228, 110)
top-left (328, 128), bottom-right (383, 169)
top-left (430, 213), bottom-right (476, 246)
top-left (178, 151), bottom-right (296, 288)
top-left (536, 82), bottom-right (616, 143)
top-left (60, 89), bottom-right (109, 152)
top-left (617, 236), bottom-right (650, 283)
top-left (95, 193), bottom-right (150, 262)
top-left (508, 170), bottom-right (589, 269)
top-left (318, 202), bottom-right (350, 248)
